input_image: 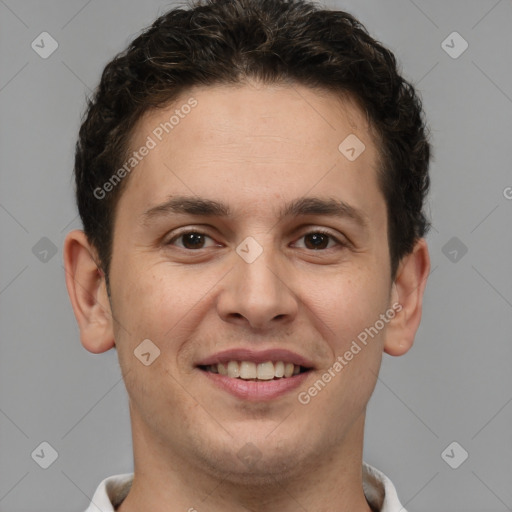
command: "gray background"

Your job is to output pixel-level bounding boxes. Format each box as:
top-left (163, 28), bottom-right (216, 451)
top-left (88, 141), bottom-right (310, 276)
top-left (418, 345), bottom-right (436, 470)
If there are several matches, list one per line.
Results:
top-left (1, 1), bottom-right (511, 511)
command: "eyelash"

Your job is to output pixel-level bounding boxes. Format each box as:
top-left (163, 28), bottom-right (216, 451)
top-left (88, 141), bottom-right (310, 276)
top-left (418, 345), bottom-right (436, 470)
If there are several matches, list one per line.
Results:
top-left (166, 228), bottom-right (347, 251)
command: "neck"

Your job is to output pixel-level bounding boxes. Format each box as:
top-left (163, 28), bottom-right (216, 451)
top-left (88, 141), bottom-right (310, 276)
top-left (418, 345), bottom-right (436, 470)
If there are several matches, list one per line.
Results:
top-left (117, 413), bottom-right (373, 512)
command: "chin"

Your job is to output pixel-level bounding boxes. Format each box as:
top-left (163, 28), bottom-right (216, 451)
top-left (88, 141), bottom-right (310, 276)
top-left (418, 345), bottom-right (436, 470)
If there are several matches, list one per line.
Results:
top-left (193, 431), bottom-right (314, 486)
top-left (207, 452), bottom-right (303, 486)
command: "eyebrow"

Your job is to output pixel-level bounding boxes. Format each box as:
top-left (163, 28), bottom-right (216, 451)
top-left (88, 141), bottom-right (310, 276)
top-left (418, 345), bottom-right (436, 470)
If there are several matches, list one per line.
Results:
top-left (141, 195), bottom-right (369, 230)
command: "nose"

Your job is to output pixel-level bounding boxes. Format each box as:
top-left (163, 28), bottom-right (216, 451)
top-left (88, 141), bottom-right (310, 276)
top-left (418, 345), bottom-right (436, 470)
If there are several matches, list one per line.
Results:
top-left (216, 243), bottom-right (299, 330)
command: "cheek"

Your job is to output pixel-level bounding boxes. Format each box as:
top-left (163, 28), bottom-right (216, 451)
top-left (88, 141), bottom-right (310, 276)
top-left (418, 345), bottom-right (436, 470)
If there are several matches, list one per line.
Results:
top-left (115, 261), bottom-right (186, 321)
top-left (297, 272), bottom-right (387, 418)
top-left (112, 262), bottom-right (221, 357)
top-left (308, 269), bottom-right (389, 350)
top-left (111, 267), bottom-right (199, 403)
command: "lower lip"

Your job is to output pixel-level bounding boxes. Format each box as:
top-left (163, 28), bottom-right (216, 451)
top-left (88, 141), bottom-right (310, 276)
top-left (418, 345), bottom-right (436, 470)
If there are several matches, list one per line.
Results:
top-left (199, 369), bottom-right (311, 401)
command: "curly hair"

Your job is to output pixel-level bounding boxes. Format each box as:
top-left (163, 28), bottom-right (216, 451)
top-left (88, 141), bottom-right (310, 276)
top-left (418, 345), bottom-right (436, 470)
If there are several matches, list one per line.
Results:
top-left (74, 0), bottom-right (431, 287)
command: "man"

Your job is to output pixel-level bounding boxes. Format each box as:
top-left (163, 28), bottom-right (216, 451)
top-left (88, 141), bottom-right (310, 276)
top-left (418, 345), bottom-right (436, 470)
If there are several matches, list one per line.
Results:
top-left (63, 0), bottom-right (431, 510)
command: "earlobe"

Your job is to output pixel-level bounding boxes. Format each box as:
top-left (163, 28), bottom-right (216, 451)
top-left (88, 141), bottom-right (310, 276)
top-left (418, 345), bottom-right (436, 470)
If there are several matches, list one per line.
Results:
top-left (383, 238), bottom-right (430, 357)
top-left (63, 230), bottom-right (115, 354)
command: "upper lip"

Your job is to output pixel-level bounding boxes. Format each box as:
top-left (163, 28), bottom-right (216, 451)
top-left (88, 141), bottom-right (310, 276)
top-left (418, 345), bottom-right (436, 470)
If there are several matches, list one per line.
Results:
top-left (196, 348), bottom-right (315, 369)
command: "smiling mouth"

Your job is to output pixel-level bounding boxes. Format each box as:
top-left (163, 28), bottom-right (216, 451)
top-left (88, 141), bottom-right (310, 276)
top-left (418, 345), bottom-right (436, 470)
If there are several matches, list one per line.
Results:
top-left (198, 361), bottom-right (312, 381)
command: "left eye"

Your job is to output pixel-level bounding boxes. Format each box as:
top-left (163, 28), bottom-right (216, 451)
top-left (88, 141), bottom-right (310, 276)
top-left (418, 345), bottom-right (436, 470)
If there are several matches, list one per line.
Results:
top-left (294, 231), bottom-right (343, 250)
top-left (167, 230), bottom-right (344, 251)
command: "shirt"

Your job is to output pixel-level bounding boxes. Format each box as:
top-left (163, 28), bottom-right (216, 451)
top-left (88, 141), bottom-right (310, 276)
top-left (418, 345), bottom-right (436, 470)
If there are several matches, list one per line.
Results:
top-left (84, 461), bottom-right (407, 512)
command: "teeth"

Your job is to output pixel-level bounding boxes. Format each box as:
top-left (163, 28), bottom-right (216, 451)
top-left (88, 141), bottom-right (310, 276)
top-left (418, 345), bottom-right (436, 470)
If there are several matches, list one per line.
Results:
top-left (227, 361), bottom-right (240, 378)
top-left (207, 360), bottom-right (305, 380)
top-left (274, 361), bottom-right (284, 378)
top-left (257, 361), bottom-right (275, 380)
top-left (240, 361), bottom-right (257, 379)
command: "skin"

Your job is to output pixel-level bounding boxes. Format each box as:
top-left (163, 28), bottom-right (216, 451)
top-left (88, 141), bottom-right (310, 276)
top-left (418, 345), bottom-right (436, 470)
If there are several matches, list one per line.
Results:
top-left (64, 81), bottom-right (430, 512)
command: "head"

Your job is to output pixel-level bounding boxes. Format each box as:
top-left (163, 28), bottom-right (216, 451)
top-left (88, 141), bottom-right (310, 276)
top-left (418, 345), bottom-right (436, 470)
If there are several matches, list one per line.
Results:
top-left (64, 0), bottom-right (431, 489)
top-left (73, 0), bottom-right (430, 289)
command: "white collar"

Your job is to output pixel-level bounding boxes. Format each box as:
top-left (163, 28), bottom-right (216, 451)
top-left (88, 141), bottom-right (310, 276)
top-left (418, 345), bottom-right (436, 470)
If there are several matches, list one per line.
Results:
top-left (84, 461), bottom-right (407, 512)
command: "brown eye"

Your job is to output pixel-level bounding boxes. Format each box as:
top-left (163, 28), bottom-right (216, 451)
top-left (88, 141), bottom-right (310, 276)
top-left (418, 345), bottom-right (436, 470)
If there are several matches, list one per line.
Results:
top-left (295, 230), bottom-right (345, 251)
top-left (304, 232), bottom-right (330, 250)
top-left (167, 231), bottom-right (216, 250)
top-left (181, 232), bottom-right (206, 249)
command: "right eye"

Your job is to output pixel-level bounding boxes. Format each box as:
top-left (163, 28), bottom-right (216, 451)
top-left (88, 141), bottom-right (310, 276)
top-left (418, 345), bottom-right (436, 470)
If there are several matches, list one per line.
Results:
top-left (166, 230), bottom-right (220, 250)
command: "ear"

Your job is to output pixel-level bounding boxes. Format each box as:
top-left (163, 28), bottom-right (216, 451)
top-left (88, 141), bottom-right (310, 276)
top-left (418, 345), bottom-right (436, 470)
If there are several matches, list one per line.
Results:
top-left (63, 229), bottom-right (115, 354)
top-left (383, 238), bottom-right (430, 356)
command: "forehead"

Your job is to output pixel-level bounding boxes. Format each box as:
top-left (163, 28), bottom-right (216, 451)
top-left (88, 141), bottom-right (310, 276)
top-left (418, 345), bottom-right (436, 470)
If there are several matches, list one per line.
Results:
top-left (116, 82), bottom-right (384, 227)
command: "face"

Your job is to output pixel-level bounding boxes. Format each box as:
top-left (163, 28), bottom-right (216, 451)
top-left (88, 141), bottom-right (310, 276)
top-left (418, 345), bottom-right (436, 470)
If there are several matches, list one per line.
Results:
top-left (108, 83), bottom-right (394, 482)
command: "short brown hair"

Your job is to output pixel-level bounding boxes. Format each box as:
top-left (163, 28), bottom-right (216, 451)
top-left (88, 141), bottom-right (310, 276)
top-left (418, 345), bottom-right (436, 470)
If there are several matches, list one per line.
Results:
top-left (73, 0), bottom-right (431, 286)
